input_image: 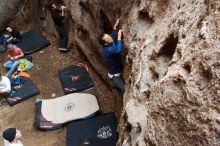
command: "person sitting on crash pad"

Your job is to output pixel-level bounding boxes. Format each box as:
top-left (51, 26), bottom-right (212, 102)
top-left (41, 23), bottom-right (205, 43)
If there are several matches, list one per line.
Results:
top-left (5, 27), bottom-right (22, 45)
top-left (48, 3), bottom-right (68, 52)
top-left (2, 128), bottom-right (24, 146)
top-left (4, 44), bottom-right (24, 77)
top-left (0, 72), bottom-right (11, 98)
top-left (99, 19), bottom-right (125, 95)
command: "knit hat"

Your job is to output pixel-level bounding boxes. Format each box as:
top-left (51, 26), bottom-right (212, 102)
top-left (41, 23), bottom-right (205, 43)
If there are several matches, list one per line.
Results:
top-left (2, 128), bottom-right (16, 142)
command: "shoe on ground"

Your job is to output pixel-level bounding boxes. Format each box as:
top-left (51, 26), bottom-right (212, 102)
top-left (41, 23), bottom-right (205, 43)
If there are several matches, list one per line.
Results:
top-left (58, 48), bottom-right (68, 51)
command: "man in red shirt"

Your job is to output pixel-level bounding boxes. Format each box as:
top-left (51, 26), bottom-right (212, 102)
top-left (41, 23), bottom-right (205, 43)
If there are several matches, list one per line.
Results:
top-left (4, 44), bottom-right (24, 77)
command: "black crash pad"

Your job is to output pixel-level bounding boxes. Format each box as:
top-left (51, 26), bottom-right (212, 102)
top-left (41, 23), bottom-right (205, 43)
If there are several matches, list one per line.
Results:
top-left (6, 78), bottom-right (40, 106)
top-left (66, 113), bottom-right (118, 146)
top-left (17, 28), bottom-right (50, 54)
top-left (58, 65), bottom-right (95, 95)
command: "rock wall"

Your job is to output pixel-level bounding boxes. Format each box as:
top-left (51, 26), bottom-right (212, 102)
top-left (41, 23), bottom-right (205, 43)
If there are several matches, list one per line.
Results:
top-left (63, 0), bottom-right (220, 145)
top-left (0, 0), bottom-right (44, 31)
top-left (0, 0), bottom-right (22, 30)
top-left (62, 0), bottom-right (134, 81)
top-left (118, 0), bottom-right (220, 146)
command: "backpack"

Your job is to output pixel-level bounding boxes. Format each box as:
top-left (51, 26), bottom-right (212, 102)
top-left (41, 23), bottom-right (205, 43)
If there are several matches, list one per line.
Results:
top-left (18, 63), bottom-right (26, 71)
top-left (0, 35), bottom-right (5, 45)
top-left (18, 59), bottom-right (33, 71)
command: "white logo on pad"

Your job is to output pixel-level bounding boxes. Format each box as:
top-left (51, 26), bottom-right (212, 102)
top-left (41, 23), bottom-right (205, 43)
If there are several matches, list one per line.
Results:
top-left (97, 125), bottom-right (112, 139)
top-left (64, 103), bottom-right (75, 112)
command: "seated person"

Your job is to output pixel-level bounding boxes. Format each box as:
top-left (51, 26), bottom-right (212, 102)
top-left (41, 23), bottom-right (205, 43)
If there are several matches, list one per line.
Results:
top-left (6, 27), bottom-right (22, 45)
top-left (2, 128), bottom-right (24, 146)
top-left (0, 72), bottom-right (11, 98)
top-left (4, 44), bottom-right (24, 77)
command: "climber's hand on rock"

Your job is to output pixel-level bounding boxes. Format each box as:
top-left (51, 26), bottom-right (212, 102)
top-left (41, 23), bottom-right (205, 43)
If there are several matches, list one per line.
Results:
top-left (61, 6), bottom-right (67, 10)
top-left (114, 19), bottom-right (120, 29)
top-left (118, 29), bottom-right (123, 35)
top-left (118, 29), bottom-right (123, 40)
top-left (115, 19), bottom-right (120, 25)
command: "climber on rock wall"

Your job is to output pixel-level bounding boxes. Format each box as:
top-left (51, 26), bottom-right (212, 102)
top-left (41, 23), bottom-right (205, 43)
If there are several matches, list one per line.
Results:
top-left (99, 19), bottom-right (125, 95)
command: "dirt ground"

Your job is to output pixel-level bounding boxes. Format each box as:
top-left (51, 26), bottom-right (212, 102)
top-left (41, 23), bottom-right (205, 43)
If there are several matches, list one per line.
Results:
top-left (0, 33), bottom-right (122, 145)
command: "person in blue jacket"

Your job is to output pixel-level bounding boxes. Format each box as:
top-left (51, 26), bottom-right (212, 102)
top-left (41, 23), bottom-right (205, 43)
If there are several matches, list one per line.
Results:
top-left (99, 19), bottom-right (125, 95)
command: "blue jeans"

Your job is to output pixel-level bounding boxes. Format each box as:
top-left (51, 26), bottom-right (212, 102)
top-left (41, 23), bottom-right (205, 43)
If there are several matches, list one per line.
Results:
top-left (4, 60), bottom-right (19, 77)
top-left (111, 76), bottom-right (125, 95)
top-left (55, 25), bottom-right (68, 48)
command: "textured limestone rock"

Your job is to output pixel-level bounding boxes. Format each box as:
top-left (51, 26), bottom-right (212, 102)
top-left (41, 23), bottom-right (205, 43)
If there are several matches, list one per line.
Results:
top-left (0, 0), bottom-right (46, 31)
top-left (63, 0), bottom-right (220, 145)
top-left (118, 0), bottom-right (220, 146)
top-left (0, 0), bottom-right (22, 30)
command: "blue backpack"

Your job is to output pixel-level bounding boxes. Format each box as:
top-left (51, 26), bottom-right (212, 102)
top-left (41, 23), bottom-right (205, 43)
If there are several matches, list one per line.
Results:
top-left (0, 35), bottom-right (5, 45)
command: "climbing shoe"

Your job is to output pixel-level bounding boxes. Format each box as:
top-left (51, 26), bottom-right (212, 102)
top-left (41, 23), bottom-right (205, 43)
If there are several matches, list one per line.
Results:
top-left (58, 48), bottom-right (68, 51)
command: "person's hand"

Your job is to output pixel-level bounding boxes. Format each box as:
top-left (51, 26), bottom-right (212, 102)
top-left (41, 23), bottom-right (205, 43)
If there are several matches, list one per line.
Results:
top-left (6, 37), bottom-right (13, 42)
top-left (52, 4), bottom-right (56, 8)
top-left (61, 6), bottom-right (66, 10)
top-left (115, 19), bottom-right (120, 26)
top-left (11, 56), bottom-right (17, 60)
top-left (114, 19), bottom-right (120, 29)
top-left (117, 29), bottom-right (123, 40)
top-left (118, 29), bottom-right (123, 34)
